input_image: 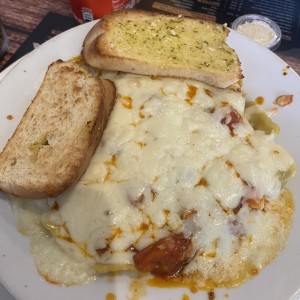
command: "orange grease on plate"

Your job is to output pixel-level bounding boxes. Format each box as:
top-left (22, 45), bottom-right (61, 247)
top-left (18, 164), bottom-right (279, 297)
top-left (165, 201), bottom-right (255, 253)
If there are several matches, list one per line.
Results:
top-left (274, 95), bottom-right (293, 107)
top-left (6, 114), bottom-right (13, 120)
top-left (69, 55), bottom-right (83, 63)
top-left (255, 96), bottom-right (264, 105)
top-left (106, 292), bottom-right (116, 300)
top-left (185, 84), bottom-right (198, 106)
top-left (147, 277), bottom-right (199, 293)
top-left (208, 290), bottom-right (215, 300)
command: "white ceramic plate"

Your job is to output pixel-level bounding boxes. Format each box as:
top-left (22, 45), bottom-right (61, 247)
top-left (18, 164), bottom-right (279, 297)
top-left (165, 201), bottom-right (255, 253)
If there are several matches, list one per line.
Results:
top-left (0, 21), bottom-right (300, 300)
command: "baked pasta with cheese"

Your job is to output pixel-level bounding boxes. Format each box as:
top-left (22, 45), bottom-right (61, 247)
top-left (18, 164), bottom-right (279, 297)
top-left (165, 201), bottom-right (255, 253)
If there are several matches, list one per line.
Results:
top-left (12, 71), bottom-right (295, 289)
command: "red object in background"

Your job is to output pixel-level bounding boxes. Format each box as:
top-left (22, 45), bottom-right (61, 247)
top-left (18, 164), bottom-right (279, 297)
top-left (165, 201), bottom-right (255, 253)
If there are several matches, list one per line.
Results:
top-left (70, 0), bottom-right (135, 23)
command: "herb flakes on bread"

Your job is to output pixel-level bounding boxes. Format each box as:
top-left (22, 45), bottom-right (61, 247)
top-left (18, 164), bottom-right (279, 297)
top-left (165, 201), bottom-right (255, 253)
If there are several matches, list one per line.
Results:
top-left (0, 60), bottom-right (116, 199)
top-left (82, 9), bottom-right (243, 88)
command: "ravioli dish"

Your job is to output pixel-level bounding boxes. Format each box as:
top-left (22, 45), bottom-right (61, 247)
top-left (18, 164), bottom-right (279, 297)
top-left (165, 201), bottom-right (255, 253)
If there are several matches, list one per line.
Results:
top-left (13, 70), bottom-right (295, 290)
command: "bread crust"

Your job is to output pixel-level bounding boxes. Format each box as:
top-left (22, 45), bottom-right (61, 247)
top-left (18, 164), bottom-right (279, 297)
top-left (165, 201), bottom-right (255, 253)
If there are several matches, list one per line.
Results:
top-left (82, 9), bottom-right (243, 88)
top-left (0, 60), bottom-right (116, 199)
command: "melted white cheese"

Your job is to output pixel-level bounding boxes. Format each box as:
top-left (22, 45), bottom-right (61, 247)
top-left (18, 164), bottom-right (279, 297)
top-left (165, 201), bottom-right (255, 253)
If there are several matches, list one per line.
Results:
top-left (12, 73), bottom-right (295, 285)
top-left (12, 198), bottom-right (96, 285)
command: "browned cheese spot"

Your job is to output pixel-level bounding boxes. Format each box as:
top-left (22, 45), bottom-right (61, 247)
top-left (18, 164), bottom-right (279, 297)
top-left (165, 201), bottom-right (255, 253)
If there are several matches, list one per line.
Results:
top-left (118, 94), bottom-right (133, 109)
top-left (204, 88), bottom-right (213, 97)
top-left (185, 84), bottom-right (198, 106)
top-left (195, 177), bottom-right (208, 187)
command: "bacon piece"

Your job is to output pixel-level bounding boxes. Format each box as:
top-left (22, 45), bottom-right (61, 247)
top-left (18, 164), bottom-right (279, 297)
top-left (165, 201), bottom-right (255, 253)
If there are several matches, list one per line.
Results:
top-left (274, 95), bottom-right (293, 107)
top-left (221, 108), bottom-right (242, 133)
top-left (133, 233), bottom-right (193, 277)
top-left (96, 246), bottom-right (109, 256)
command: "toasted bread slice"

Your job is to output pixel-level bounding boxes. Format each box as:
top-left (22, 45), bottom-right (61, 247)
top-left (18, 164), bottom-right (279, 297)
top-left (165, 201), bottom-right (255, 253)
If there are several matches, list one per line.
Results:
top-left (0, 60), bottom-right (116, 199)
top-left (82, 9), bottom-right (243, 88)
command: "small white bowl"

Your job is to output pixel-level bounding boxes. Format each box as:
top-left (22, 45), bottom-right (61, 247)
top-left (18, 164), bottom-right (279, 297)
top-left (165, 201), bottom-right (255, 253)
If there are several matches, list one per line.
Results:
top-left (231, 14), bottom-right (282, 51)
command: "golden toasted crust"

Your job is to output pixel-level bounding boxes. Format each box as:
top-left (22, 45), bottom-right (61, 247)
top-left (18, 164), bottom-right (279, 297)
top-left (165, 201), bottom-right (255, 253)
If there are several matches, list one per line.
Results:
top-left (82, 9), bottom-right (243, 88)
top-left (0, 60), bottom-right (116, 199)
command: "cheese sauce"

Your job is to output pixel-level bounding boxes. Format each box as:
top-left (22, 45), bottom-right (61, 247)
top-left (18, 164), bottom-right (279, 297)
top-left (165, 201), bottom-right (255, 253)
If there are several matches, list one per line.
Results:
top-left (12, 72), bottom-right (295, 290)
